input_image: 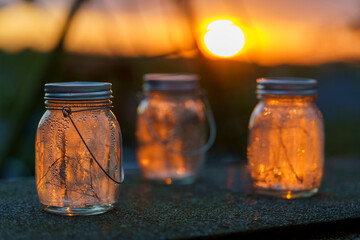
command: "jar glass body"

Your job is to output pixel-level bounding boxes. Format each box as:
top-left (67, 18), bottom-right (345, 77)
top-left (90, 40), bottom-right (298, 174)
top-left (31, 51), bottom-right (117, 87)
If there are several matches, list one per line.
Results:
top-left (136, 91), bottom-right (207, 184)
top-left (35, 100), bottom-right (122, 215)
top-left (247, 95), bottom-right (324, 198)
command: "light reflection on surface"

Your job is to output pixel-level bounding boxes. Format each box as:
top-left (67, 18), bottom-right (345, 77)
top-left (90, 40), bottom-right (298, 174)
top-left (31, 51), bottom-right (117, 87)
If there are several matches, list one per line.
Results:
top-left (286, 191), bottom-right (292, 199)
top-left (165, 178), bottom-right (172, 185)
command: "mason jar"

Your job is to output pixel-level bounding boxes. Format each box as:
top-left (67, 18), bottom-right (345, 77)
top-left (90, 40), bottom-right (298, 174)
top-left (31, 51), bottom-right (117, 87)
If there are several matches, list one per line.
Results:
top-left (247, 78), bottom-right (324, 199)
top-left (36, 82), bottom-right (123, 216)
top-left (136, 74), bottom-right (216, 185)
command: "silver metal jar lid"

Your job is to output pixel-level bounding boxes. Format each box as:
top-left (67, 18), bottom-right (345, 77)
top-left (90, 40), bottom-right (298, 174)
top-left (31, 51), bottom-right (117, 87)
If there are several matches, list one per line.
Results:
top-left (44, 82), bottom-right (113, 101)
top-left (143, 73), bottom-right (199, 91)
top-left (256, 77), bottom-right (317, 96)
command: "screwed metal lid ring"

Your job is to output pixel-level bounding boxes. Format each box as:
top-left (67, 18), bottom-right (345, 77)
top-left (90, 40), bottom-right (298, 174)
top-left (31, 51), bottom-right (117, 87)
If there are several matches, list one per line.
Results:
top-left (143, 73), bottom-right (199, 91)
top-left (256, 77), bottom-right (317, 97)
top-left (44, 82), bottom-right (113, 101)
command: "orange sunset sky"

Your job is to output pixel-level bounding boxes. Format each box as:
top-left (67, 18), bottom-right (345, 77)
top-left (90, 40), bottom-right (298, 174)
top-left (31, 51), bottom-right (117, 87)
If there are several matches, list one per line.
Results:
top-left (0, 0), bottom-right (359, 65)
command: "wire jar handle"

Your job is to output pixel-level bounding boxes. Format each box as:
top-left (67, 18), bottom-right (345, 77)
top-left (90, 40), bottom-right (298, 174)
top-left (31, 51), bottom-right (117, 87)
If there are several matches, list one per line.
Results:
top-left (47, 105), bottom-right (124, 184)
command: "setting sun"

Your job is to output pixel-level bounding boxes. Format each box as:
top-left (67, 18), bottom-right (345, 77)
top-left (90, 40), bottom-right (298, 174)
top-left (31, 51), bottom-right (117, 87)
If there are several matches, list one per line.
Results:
top-left (204, 20), bottom-right (245, 58)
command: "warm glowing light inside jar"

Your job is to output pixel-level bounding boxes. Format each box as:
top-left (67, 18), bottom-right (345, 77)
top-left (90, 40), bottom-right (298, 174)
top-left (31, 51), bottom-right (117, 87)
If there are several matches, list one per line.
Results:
top-left (136, 92), bottom-right (207, 184)
top-left (247, 96), bottom-right (324, 198)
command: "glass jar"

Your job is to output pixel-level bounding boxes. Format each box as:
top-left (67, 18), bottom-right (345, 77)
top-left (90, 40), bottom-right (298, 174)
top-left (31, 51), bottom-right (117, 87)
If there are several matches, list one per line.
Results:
top-left (36, 82), bottom-right (123, 216)
top-left (247, 78), bottom-right (324, 199)
top-left (136, 74), bottom-right (216, 185)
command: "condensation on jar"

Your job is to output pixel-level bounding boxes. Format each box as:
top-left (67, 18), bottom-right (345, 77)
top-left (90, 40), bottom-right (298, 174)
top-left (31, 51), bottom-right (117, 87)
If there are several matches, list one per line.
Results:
top-left (35, 82), bottom-right (123, 216)
top-left (136, 74), bottom-right (215, 185)
top-left (247, 78), bottom-right (324, 199)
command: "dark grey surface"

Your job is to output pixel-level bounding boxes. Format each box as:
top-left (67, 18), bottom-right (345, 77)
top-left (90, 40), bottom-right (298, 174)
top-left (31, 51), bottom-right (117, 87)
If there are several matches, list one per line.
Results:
top-left (1, 158), bottom-right (360, 239)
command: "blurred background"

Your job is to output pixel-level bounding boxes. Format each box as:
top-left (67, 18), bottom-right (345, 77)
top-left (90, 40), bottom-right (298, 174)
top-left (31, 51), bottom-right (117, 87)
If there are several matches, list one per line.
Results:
top-left (0, 0), bottom-right (359, 179)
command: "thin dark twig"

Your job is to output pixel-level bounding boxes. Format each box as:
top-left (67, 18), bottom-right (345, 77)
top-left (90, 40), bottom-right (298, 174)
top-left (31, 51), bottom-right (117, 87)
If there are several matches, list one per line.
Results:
top-left (279, 125), bottom-right (303, 184)
top-left (37, 156), bottom-right (63, 188)
top-left (89, 158), bottom-right (100, 200)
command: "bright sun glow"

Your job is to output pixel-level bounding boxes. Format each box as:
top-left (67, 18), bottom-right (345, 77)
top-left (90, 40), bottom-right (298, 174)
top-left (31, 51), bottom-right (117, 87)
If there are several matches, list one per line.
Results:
top-left (204, 20), bottom-right (245, 58)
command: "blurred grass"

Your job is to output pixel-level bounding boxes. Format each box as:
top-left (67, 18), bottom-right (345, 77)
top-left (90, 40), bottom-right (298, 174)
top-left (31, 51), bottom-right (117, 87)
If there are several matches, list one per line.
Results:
top-left (0, 50), bottom-right (48, 177)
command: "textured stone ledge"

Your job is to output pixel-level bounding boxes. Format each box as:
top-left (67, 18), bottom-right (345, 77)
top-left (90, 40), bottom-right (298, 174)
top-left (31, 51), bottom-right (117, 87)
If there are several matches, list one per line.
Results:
top-left (1, 158), bottom-right (360, 239)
